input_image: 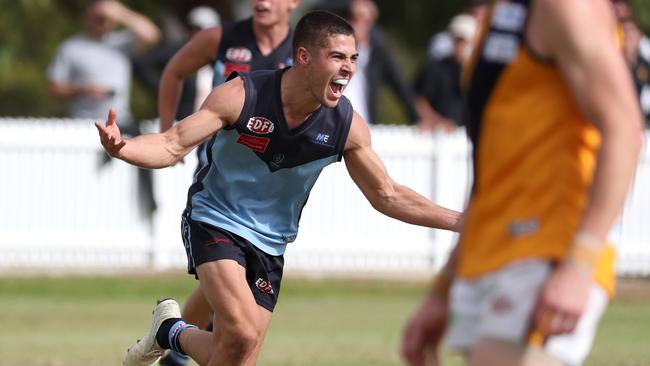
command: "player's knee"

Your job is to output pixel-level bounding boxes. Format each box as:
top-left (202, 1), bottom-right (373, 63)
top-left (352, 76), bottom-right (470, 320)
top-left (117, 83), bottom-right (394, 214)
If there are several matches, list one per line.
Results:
top-left (222, 325), bottom-right (261, 356)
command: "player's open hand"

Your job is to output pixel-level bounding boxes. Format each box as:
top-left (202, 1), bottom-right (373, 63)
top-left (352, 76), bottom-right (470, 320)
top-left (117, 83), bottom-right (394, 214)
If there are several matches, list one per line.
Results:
top-left (401, 294), bottom-right (448, 366)
top-left (95, 108), bottom-right (126, 158)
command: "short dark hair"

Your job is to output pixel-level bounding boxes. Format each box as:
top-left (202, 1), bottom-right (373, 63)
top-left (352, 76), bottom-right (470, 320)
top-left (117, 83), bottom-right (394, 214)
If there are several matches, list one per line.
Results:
top-left (292, 11), bottom-right (355, 56)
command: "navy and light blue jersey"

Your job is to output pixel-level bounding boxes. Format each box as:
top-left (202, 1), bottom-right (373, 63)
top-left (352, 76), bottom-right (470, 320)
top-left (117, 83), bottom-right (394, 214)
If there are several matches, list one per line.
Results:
top-left (185, 68), bottom-right (353, 255)
top-left (212, 18), bottom-right (293, 87)
top-left (196, 18), bottom-right (294, 170)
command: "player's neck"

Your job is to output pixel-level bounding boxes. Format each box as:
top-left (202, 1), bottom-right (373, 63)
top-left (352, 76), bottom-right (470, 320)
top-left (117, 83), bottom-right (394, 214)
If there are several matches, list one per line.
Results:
top-left (253, 21), bottom-right (290, 56)
top-left (281, 68), bottom-right (321, 128)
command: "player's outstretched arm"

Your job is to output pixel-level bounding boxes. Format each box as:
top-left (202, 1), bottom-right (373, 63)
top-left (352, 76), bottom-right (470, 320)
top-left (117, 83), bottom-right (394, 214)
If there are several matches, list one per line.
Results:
top-left (343, 112), bottom-right (462, 231)
top-left (159, 27), bottom-right (223, 132)
top-left (96, 76), bottom-right (244, 169)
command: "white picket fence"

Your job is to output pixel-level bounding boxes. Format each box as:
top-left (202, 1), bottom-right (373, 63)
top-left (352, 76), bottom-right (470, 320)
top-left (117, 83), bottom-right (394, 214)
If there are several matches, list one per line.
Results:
top-left (0, 118), bottom-right (648, 276)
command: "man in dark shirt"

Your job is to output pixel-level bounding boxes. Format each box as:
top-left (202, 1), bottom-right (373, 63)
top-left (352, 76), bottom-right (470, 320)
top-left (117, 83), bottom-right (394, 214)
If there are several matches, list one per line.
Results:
top-left (414, 14), bottom-right (477, 132)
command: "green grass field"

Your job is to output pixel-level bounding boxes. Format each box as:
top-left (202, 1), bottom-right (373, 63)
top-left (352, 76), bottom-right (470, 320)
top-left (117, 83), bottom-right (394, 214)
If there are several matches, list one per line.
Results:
top-left (0, 274), bottom-right (648, 365)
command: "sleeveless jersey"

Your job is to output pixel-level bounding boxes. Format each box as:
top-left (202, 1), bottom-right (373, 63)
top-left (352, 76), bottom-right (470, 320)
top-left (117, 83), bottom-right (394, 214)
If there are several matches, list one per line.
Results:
top-left (212, 18), bottom-right (293, 87)
top-left (185, 68), bottom-right (353, 256)
top-left (196, 18), bottom-right (294, 175)
top-left (459, 0), bottom-right (615, 294)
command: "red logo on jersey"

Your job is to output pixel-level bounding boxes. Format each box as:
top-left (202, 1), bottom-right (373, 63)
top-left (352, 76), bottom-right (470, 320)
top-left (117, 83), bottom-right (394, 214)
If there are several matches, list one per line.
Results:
top-left (255, 278), bottom-right (274, 294)
top-left (246, 117), bottom-right (275, 134)
top-left (203, 237), bottom-right (231, 245)
top-left (224, 63), bottom-right (250, 78)
top-left (226, 47), bottom-right (253, 62)
top-left (237, 134), bottom-right (270, 153)
top-left (491, 295), bottom-right (513, 314)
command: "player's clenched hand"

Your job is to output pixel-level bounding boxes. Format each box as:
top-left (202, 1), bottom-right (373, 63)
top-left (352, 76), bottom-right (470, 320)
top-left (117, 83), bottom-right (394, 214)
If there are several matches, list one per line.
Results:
top-left (95, 108), bottom-right (126, 158)
top-left (401, 294), bottom-right (448, 366)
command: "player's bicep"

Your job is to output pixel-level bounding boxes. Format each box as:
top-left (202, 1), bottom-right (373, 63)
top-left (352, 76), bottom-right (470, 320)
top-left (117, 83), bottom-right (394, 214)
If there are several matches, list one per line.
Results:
top-left (343, 113), bottom-right (395, 204)
top-left (167, 77), bottom-right (244, 152)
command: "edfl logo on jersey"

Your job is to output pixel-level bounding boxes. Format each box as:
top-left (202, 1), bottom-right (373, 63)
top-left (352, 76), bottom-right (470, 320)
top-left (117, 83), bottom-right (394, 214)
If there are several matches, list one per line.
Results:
top-left (247, 117), bottom-right (275, 134)
top-left (255, 278), bottom-right (274, 294)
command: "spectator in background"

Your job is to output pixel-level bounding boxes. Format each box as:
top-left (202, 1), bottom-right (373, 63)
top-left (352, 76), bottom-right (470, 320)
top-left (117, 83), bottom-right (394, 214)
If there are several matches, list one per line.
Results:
top-left (133, 6), bottom-right (221, 122)
top-left (613, 0), bottom-right (650, 128)
top-left (47, 0), bottom-right (161, 128)
top-left (414, 14), bottom-right (477, 132)
top-left (48, 0), bottom-right (161, 223)
top-left (313, 0), bottom-right (420, 125)
top-left (428, 0), bottom-right (486, 61)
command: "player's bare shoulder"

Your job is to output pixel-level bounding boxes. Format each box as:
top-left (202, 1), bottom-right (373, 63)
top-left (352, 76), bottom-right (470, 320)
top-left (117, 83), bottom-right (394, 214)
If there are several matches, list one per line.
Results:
top-left (344, 111), bottom-right (371, 153)
top-left (201, 76), bottom-right (246, 127)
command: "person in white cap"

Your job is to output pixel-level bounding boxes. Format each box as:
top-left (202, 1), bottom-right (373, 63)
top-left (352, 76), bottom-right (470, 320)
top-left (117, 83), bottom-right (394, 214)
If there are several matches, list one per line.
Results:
top-left (428, 1), bottom-right (486, 60)
top-left (186, 6), bottom-right (221, 31)
top-left (413, 14), bottom-right (477, 132)
top-left (133, 6), bottom-right (221, 123)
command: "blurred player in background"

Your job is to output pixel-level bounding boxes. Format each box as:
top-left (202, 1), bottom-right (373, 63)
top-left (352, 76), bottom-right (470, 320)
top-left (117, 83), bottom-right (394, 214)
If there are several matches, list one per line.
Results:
top-left (402, 0), bottom-right (642, 365)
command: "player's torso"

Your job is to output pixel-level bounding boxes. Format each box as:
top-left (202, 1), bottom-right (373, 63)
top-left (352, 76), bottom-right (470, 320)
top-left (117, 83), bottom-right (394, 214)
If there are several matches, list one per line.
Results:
top-left (212, 18), bottom-right (293, 87)
top-left (459, 0), bottom-right (602, 278)
top-left (187, 69), bottom-right (353, 255)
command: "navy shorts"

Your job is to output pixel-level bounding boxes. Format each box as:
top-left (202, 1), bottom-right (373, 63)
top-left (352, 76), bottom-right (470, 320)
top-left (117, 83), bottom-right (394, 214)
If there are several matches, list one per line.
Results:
top-left (180, 216), bottom-right (284, 312)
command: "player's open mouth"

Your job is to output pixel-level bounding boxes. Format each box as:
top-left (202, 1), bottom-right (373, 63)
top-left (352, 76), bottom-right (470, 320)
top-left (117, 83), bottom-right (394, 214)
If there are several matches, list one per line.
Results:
top-left (329, 78), bottom-right (348, 97)
top-left (254, 4), bottom-right (270, 13)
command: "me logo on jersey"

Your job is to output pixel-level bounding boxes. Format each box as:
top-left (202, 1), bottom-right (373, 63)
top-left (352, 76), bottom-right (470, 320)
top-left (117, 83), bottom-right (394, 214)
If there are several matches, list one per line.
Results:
top-left (226, 47), bottom-right (252, 63)
top-left (312, 132), bottom-right (334, 147)
top-left (247, 117), bottom-right (275, 134)
top-left (255, 278), bottom-right (274, 294)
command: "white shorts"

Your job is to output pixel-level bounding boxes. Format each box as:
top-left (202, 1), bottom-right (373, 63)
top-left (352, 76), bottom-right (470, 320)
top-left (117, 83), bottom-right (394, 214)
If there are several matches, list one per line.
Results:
top-left (446, 259), bottom-right (608, 366)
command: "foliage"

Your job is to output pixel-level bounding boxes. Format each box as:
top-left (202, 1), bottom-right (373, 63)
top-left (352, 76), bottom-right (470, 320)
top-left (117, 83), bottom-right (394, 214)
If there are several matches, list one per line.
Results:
top-left (1, 0), bottom-right (650, 122)
top-left (633, 0), bottom-right (650, 32)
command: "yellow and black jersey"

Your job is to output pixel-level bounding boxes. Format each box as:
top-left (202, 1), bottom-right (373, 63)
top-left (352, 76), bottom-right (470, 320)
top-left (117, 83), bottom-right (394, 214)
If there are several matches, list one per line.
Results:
top-left (458, 0), bottom-right (615, 294)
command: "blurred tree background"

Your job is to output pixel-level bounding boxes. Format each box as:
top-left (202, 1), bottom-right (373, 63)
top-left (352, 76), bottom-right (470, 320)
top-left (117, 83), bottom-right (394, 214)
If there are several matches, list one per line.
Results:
top-left (1, 0), bottom-right (649, 123)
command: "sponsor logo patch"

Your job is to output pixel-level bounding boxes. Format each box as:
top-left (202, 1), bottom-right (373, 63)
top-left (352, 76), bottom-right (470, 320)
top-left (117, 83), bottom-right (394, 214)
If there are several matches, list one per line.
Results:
top-left (203, 237), bottom-right (231, 245)
top-left (224, 63), bottom-right (250, 78)
top-left (491, 295), bottom-right (513, 314)
top-left (246, 117), bottom-right (275, 134)
top-left (313, 132), bottom-right (332, 145)
top-left (237, 134), bottom-right (270, 153)
top-left (255, 278), bottom-right (274, 294)
top-left (226, 47), bottom-right (253, 63)
top-left (509, 218), bottom-right (539, 237)
top-left (270, 153), bottom-right (286, 169)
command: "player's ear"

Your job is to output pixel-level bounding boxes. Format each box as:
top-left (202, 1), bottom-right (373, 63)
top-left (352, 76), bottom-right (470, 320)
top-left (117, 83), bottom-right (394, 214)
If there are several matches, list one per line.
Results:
top-left (289, 0), bottom-right (300, 11)
top-left (296, 46), bottom-right (310, 65)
